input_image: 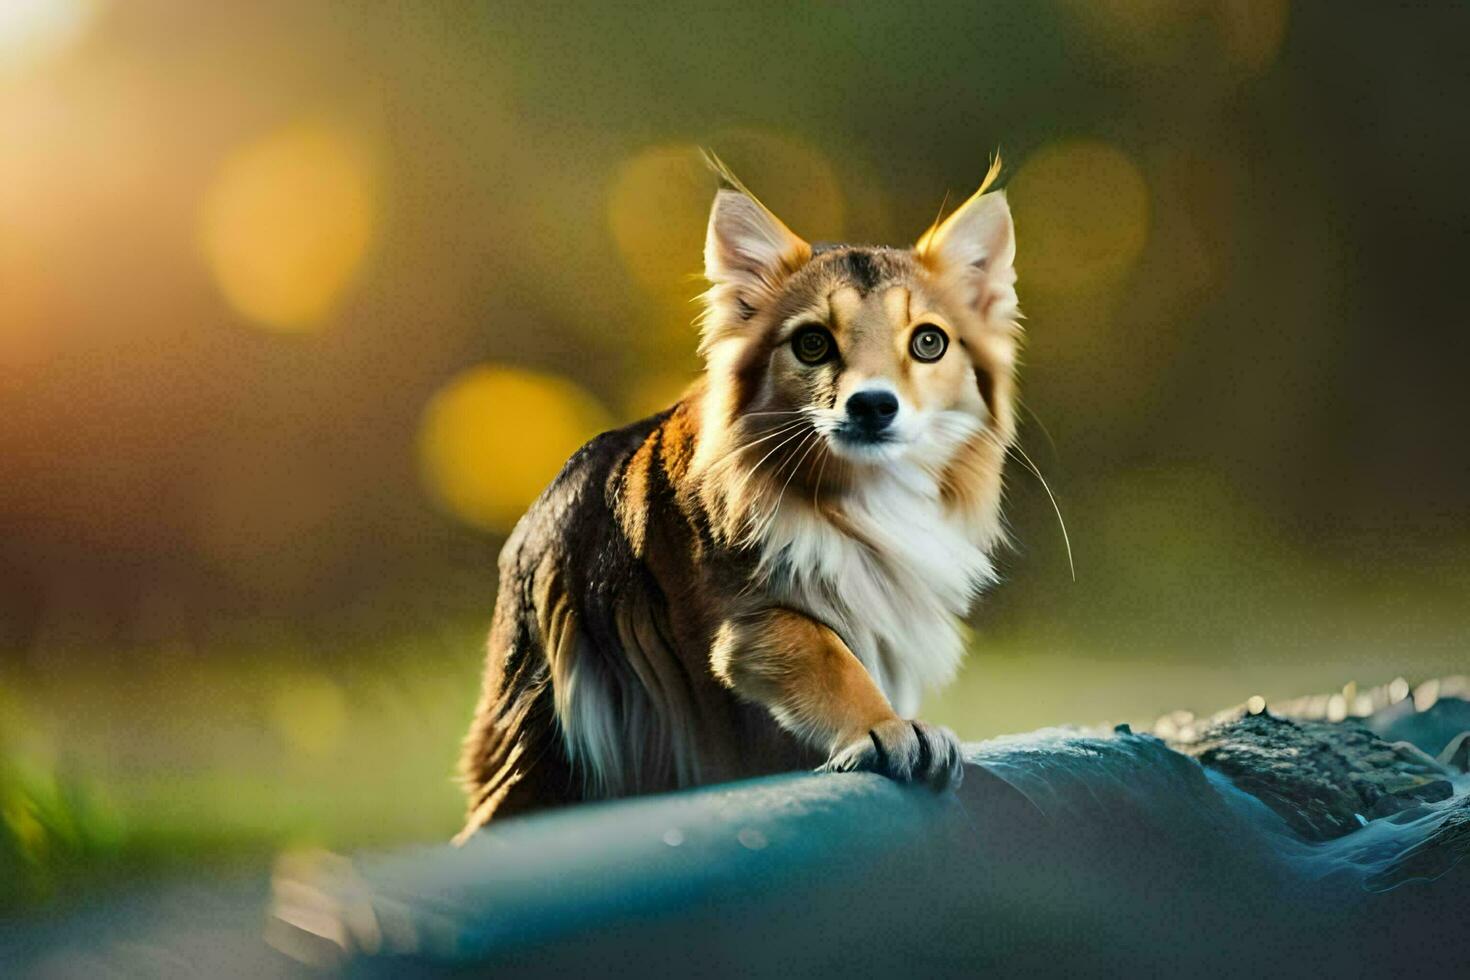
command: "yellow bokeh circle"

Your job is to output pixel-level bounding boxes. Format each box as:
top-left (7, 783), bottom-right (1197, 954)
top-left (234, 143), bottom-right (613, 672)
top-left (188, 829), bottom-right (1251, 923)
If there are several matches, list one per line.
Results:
top-left (199, 123), bottom-right (377, 332)
top-left (706, 128), bottom-right (845, 242)
top-left (607, 143), bottom-right (709, 297)
top-left (419, 365), bottom-right (613, 532)
top-left (1008, 140), bottom-right (1151, 293)
top-left (607, 132), bottom-right (846, 305)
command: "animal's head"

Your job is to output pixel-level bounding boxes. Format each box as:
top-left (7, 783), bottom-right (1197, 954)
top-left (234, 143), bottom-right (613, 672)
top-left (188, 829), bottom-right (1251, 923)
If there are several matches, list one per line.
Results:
top-left (694, 158), bottom-right (1020, 544)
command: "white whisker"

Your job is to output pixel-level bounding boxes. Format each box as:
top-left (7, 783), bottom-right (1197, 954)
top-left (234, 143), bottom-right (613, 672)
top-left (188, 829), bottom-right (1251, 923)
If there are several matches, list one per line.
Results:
top-left (730, 423), bottom-right (812, 505)
top-left (712, 419), bottom-right (806, 468)
top-left (811, 438), bottom-right (832, 512)
top-left (759, 430), bottom-right (823, 538)
top-left (1005, 440), bottom-right (1076, 582)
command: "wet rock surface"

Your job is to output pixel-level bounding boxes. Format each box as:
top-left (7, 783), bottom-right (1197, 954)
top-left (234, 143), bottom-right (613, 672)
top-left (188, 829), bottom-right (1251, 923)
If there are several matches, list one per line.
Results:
top-left (1365, 794), bottom-right (1470, 890)
top-left (1179, 710), bottom-right (1458, 841)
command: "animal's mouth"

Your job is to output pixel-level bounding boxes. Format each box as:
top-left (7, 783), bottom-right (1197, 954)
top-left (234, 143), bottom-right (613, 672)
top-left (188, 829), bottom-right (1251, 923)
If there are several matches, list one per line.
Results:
top-left (833, 424), bottom-right (895, 447)
top-left (827, 426), bottom-right (906, 462)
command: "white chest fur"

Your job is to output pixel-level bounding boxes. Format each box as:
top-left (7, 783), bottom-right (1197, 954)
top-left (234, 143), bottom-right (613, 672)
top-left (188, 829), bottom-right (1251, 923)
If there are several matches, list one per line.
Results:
top-left (755, 468), bottom-right (994, 717)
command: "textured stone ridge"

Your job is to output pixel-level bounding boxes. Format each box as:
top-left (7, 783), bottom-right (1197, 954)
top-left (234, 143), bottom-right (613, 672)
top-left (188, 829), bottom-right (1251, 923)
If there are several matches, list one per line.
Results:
top-left (1366, 795), bottom-right (1470, 890)
top-left (1180, 711), bottom-right (1455, 841)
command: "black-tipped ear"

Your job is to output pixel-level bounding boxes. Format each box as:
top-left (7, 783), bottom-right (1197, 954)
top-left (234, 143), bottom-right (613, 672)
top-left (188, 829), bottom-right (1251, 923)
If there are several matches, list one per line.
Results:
top-left (916, 159), bottom-right (1018, 322)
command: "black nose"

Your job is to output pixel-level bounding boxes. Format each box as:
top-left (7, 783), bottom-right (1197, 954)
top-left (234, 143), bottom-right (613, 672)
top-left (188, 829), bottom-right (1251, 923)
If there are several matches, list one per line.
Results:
top-left (845, 389), bottom-right (899, 433)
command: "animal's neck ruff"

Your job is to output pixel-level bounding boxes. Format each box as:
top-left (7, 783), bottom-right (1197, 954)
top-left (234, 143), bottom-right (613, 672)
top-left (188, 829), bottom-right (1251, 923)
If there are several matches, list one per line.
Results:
top-left (721, 415), bottom-right (996, 716)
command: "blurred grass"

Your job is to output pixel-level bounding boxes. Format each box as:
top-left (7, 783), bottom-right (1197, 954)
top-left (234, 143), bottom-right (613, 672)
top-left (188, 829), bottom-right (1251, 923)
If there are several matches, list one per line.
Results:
top-left (0, 627), bottom-right (484, 911)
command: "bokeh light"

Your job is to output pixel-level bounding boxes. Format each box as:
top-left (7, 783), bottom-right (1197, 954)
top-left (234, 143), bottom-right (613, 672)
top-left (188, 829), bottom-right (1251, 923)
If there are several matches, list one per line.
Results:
top-left (608, 144), bottom-right (708, 297)
top-left (1061, 0), bottom-right (1290, 81)
top-left (1008, 140), bottom-right (1150, 293)
top-left (0, 0), bottom-right (97, 75)
top-left (1058, 0), bottom-right (1194, 71)
top-left (623, 370), bottom-right (698, 422)
top-left (607, 131), bottom-right (847, 366)
top-left (199, 123), bottom-right (377, 332)
top-left (3, 0), bottom-right (1468, 920)
top-left (418, 365), bottom-right (613, 532)
top-left (607, 134), bottom-right (847, 300)
top-left (707, 129), bottom-right (845, 242)
top-left (1215, 0), bottom-right (1290, 76)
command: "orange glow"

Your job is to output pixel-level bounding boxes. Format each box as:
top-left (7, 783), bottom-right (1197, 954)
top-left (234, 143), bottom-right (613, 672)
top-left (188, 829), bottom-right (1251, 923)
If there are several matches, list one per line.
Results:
top-left (199, 123), bottom-right (377, 332)
top-left (0, 0), bottom-right (97, 75)
top-left (418, 365), bottom-right (613, 532)
top-left (0, 238), bottom-right (58, 366)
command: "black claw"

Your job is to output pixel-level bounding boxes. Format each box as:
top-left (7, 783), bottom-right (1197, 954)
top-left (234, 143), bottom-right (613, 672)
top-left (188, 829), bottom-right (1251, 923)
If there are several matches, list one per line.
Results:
top-left (912, 722), bottom-right (933, 780)
top-left (868, 728), bottom-right (889, 775)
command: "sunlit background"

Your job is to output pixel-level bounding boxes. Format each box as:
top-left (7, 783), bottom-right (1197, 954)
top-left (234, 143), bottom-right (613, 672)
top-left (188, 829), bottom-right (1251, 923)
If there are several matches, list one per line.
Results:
top-left (2, 1), bottom-right (1467, 908)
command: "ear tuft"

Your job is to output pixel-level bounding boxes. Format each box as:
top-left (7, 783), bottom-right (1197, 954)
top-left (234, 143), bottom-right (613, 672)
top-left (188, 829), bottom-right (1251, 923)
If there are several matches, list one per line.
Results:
top-left (916, 158), bottom-right (1018, 323)
top-left (700, 177), bottom-right (810, 348)
top-left (704, 189), bottom-right (809, 286)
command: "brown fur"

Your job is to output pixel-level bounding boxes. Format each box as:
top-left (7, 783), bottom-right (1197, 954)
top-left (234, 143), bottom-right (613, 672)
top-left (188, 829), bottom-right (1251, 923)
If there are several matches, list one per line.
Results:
top-left (458, 164), bottom-right (1020, 838)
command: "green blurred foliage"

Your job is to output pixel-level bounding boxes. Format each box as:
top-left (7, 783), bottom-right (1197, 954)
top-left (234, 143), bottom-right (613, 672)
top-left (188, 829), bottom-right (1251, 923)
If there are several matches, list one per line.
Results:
top-left (0, 626), bottom-right (482, 908)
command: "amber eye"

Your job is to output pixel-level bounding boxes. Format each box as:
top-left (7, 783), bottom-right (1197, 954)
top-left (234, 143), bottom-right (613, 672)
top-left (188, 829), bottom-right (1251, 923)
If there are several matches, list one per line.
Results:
top-left (791, 326), bottom-right (835, 365)
top-left (909, 325), bottom-right (948, 362)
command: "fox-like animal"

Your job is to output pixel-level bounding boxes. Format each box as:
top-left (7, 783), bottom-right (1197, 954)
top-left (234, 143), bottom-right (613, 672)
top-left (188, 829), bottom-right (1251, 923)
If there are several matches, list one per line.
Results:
top-left (458, 158), bottom-right (1020, 838)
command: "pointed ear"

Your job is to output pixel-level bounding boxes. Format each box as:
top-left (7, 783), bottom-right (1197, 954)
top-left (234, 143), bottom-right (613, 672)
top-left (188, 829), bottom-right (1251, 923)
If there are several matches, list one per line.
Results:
top-left (702, 187), bottom-right (810, 338)
top-left (915, 162), bottom-right (1017, 323)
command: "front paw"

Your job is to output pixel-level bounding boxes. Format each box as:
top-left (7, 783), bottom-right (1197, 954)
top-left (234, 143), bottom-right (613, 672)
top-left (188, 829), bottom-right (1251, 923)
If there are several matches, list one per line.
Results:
top-left (822, 718), bottom-right (964, 791)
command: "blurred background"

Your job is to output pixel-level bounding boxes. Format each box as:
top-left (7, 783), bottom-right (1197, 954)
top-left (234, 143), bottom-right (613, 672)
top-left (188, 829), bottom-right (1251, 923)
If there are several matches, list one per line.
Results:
top-left (2, 0), bottom-right (1467, 909)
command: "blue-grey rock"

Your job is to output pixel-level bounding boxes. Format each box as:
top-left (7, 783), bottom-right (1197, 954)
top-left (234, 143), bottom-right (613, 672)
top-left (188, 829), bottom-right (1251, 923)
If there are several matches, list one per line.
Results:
top-left (1181, 711), bottom-right (1455, 841)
